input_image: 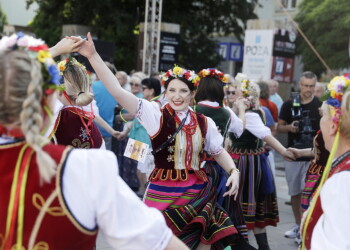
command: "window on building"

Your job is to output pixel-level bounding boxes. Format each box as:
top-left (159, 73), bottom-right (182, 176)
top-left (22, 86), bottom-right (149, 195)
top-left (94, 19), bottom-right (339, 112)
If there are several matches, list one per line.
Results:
top-left (281, 0), bottom-right (288, 8)
top-left (277, 0), bottom-right (298, 11)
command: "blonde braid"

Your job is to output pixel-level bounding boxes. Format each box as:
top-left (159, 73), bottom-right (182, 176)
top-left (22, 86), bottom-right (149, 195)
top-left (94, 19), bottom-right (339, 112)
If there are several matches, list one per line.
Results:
top-left (0, 50), bottom-right (57, 183)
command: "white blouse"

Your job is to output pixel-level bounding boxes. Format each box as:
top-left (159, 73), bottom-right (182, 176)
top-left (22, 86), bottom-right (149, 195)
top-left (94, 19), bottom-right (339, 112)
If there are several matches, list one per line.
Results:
top-left (245, 111), bottom-right (271, 139)
top-left (135, 98), bottom-right (224, 155)
top-left (63, 149), bottom-right (172, 249)
top-left (311, 171), bottom-right (350, 250)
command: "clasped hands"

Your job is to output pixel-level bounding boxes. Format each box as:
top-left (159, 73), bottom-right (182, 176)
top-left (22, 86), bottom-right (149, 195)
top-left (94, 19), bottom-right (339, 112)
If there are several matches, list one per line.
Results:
top-left (283, 147), bottom-right (312, 161)
top-left (50, 32), bottom-right (96, 59)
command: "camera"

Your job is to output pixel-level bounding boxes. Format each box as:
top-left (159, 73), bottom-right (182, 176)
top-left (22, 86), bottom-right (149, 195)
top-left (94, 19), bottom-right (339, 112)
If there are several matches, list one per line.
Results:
top-left (291, 92), bottom-right (301, 120)
top-left (290, 93), bottom-right (314, 149)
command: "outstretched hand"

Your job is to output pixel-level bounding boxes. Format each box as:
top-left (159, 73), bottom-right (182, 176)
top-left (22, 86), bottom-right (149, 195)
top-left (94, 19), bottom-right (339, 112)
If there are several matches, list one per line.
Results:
top-left (223, 171), bottom-right (240, 200)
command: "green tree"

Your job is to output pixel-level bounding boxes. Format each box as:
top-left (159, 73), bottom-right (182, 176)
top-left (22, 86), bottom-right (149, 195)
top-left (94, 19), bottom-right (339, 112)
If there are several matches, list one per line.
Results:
top-left (27, 0), bottom-right (257, 72)
top-left (294, 0), bottom-right (350, 76)
top-left (0, 3), bottom-right (8, 33)
top-left (27, 0), bottom-right (142, 72)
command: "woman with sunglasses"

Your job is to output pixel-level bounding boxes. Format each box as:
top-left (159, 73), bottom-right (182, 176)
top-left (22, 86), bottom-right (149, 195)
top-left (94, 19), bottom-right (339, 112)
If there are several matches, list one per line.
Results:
top-left (225, 84), bottom-right (239, 109)
top-left (73, 33), bottom-right (255, 249)
top-left (130, 71), bottom-right (146, 98)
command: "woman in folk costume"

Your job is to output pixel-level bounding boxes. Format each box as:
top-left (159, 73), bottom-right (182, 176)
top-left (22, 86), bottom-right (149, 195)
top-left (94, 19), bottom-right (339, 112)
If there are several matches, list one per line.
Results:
top-left (49, 57), bottom-right (103, 148)
top-left (194, 68), bottom-right (251, 240)
top-left (301, 75), bottom-right (350, 250)
top-left (75, 33), bottom-right (253, 250)
top-left (0, 33), bottom-right (187, 250)
top-left (227, 74), bottom-right (294, 250)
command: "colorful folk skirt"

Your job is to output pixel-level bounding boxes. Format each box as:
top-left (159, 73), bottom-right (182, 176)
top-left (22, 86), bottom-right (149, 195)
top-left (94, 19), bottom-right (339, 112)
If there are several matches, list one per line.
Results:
top-left (301, 162), bottom-right (324, 212)
top-left (230, 151), bottom-right (279, 230)
top-left (144, 165), bottom-right (253, 250)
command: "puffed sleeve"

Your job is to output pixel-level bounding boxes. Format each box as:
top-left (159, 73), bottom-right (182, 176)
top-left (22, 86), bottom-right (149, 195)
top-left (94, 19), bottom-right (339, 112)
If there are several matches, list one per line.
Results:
top-left (62, 149), bottom-right (172, 250)
top-left (135, 98), bottom-right (162, 137)
top-left (245, 112), bottom-right (271, 139)
top-left (311, 172), bottom-right (350, 250)
top-left (224, 106), bottom-right (243, 137)
top-left (204, 116), bottom-right (224, 155)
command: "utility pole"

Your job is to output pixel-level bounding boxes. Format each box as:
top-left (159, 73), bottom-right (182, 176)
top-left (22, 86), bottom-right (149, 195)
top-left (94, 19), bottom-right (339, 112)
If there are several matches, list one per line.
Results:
top-left (142, 0), bottom-right (163, 75)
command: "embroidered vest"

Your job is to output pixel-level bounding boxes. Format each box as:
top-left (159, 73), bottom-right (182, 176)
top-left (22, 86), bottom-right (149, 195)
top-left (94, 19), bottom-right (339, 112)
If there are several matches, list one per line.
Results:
top-left (303, 153), bottom-right (350, 249)
top-left (51, 107), bottom-right (102, 148)
top-left (228, 109), bottom-right (265, 155)
top-left (149, 104), bottom-right (208, 181)
top-left (0, 142), bottom-right (98, 249)
top-left (195, 104), bottom-right (230, 138)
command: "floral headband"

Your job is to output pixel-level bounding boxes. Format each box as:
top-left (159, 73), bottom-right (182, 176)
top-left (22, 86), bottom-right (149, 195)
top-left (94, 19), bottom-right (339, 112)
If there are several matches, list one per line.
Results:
top-left (234, 73), bottom-right (250, 98)
top-left (160, 65), bottom-right (200, 86)
top-left (321, 74), bottom-right (350, 124)
top-left (197, 68), bottom-right (229, 86)
top-left (0, 32), bottom-right (61, 95)
top-left (57, 56), bottom-right (87, 75)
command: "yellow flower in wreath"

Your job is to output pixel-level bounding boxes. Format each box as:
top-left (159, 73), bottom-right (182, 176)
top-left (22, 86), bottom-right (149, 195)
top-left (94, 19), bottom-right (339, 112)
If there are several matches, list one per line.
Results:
top-left (37, 50), bottom-right (51, 63)
top-left (173, 66), bottom-right (183, 76)
top-left (57, 61), bottom-right (67, 74)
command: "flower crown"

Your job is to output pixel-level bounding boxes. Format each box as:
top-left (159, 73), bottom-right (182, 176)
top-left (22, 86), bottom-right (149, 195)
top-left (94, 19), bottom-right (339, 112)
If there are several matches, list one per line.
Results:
top-left (234, 73), bottom-right (250, 98)
top-left (57, 56), bottom-right (87, 75)
top-left (321, 74), bottom-right (350, 124)
top-left (197, 68), bottom-right (229, 86)
top-left (160, 65), bottom-right (200, 86)
top-left (0, 32), bottom-right (61, 95)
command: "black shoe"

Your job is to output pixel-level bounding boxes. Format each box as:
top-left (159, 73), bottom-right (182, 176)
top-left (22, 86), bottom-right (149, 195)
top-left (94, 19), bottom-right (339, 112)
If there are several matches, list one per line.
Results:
top-left (285, 200), bottom-right (292, 205)
top-left (255, 233), bottom-right (271, 250)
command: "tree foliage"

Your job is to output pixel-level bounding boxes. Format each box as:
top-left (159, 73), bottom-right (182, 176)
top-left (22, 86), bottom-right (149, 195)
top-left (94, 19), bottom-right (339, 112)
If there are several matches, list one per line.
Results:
top-left (27, 0), bottom-right (257, 73)
top-left (0, 3), bottom-right (8, 32)
top-left (294, 0), bottom-right (350, 76)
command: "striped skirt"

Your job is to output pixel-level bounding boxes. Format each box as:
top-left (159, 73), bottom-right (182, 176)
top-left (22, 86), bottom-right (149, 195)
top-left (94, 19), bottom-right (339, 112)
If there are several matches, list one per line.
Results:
top-left (301, 163), bottom-right (324, 212)
top-left (144, 165), bottom-right (253, 249)
top-left (231, 151), bottom-right (279, 230)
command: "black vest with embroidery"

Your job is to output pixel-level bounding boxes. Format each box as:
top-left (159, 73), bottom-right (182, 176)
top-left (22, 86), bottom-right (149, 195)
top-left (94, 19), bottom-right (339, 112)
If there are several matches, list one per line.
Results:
top-left (149, 104), bottom-right (208, 182)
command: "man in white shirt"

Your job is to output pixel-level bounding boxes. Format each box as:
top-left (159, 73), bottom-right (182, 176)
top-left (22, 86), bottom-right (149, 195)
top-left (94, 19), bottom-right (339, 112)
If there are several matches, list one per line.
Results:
top-left (268, 79), bottom-right (283, 113)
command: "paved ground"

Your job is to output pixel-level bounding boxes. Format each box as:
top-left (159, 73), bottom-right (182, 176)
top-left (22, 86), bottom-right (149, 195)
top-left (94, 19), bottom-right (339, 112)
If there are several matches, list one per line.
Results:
top-left (96, 152), bottom-right (299, 250)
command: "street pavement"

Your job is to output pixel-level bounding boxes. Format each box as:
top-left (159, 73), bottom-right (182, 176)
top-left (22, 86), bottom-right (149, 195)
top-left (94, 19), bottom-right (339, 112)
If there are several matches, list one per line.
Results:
top-left (96, 152), bottom-right (299, 250)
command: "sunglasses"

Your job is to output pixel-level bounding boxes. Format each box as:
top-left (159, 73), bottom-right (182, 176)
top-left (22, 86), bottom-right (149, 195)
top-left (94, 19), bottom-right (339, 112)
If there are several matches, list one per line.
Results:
top-left (226, 91), bottom-right (235, 95)
top-left (130, 82), bottom-right (141, 87)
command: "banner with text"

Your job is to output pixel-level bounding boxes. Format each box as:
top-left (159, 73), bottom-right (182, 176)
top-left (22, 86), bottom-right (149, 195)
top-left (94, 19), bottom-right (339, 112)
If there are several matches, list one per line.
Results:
top-left (242, 30), bottom-right (274, 81)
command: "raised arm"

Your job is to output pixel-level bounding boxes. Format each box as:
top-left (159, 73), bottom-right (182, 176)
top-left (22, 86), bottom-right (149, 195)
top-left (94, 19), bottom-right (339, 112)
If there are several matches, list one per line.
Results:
top-left (76, 32), bottom-right (138, 115)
